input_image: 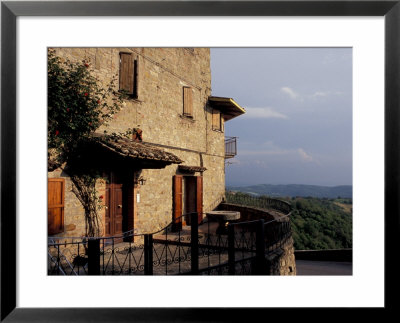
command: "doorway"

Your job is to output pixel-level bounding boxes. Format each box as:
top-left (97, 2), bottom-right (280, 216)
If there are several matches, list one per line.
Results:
top-left (173, 175), bottom-right (203, 230)
top-left (184, 176), bottom-right (197, 215)
top-left (105, 171), bottom-right (134, 239)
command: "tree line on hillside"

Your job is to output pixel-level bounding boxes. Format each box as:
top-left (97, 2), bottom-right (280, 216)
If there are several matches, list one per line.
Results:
top-left (289, 197), bottom-right (352, 250)
top-left (226, 191), bottom-right (352, 250)
top-left (227, 184), bottom-right (352, 199)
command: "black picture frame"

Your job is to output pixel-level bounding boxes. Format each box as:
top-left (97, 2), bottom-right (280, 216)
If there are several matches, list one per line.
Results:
top-left (1, 1), bottom-right (398, 321)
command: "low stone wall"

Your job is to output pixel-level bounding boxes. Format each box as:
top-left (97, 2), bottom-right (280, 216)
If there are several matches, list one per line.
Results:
top-left (218, 202), bottom-right (296, 276)
top-left (217, 203), bottom-right (277, 222)
top-left (267, 237), bottom-right (297, 275)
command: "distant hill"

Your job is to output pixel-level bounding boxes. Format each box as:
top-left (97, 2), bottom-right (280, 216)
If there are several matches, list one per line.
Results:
top-left (227, 184), bottom-right (352, 199)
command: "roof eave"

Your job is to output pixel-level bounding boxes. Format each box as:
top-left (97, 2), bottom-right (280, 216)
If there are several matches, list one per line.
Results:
top-left (208, 96), bottom-right (246, 121)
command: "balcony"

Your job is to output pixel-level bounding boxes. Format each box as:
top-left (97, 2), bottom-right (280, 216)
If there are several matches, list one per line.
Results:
top-left (225, 136), bottom-right (237, 159)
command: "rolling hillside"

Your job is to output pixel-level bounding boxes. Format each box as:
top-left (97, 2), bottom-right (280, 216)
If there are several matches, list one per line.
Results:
top-left (227, 184), bottom-right (352, 199)
top-left (226, 191), bottom-right (352, 250)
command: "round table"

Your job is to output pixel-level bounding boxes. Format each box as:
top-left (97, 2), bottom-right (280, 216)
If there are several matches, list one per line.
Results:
top-left (206, 211), bottom-right (241, 234)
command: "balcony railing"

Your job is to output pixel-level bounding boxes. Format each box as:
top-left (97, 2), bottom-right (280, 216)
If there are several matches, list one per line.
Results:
top-left (225, 191), bottom-right (292, 216)
top-left (48, 205), bottom-right (293, 276)
top-left (225, 136), bottom-right (237, 159)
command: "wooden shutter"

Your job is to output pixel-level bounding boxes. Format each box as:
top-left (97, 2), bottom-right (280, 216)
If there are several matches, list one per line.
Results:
top-left (133, 59), bottom-right (138, 98)
top-left (183, 87), bottom-right (193, 117)
top-left (48, 178), bottom-right (65, 235)
top-left (172, 175), bottom-right (183, 231)
top-left (212, 109), bottom-right (221, 130)
top-left (119, 53), bottom-right (134, 95)
top-left (196, 176), bottom-right (203, 224)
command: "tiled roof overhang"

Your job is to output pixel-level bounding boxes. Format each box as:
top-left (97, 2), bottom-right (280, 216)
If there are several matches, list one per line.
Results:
top-left (47, 135), bottom-right (183, 172)
top-left (178, 165), bottom-right (207, 173)
top-left (92, 134), bottom-right (183, 165)
top-left (208, 96), bottom-right (246, 121)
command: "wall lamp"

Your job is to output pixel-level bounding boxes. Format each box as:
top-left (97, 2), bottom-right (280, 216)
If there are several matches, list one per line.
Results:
top-left (135, 176), bottom-right (146, 186)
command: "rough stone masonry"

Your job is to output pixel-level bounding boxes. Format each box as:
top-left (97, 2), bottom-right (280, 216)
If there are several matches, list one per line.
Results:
top-left (48, 48), bottom-right (226, 237)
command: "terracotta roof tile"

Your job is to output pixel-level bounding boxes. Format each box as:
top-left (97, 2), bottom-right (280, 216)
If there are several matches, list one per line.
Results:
top-left (93, 134), bottom-right (183, 164)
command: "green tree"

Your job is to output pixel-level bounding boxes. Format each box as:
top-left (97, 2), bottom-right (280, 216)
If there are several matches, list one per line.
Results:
top-left (48, 49), bottom-right (127, 236)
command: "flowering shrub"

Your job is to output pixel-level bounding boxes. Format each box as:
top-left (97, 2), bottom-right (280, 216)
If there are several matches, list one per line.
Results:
top-left (48, 49), bottom-right (126, 159)
top-left (48, 49), bottom-right (128, 236)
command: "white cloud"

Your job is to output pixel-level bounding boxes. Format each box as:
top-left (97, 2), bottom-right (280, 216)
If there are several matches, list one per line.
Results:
top-left (281, 87), bottom-right (300, 100)
top-left (310, 91), bottom-right (328, 98)
top-left (239, 145), bottom-right (319, 164)
top-left (281, 87), bottom-right (346, 103)
top-left (297, 148), bottom-right (313, 162)
top-left (310, 90), bottom-right (345, 99)
top-left (243, 107), bottom-right (288, 119)
top-left (240, 146), bottom-right (290, 156)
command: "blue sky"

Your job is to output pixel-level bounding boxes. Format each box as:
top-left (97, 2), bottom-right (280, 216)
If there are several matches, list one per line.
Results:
top-left (210, 48), bottom-right (352, 187)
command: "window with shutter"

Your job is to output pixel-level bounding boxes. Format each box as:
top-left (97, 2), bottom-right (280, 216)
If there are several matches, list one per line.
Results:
top-left (183, 87), bottom-right (193, 117)
top-left (119, 52), bottom-right (138, 98)
top-left (48, 178), bottom-right (65, 235)
top-left (212, 109), bottom-right (222, 131)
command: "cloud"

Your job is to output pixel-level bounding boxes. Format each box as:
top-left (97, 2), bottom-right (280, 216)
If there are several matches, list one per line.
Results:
top-left (310, 90), bottom-right (345, 99)
top-left (310, 91), bottom-right (328, 98)
top-left (297, 148), bottom-right (313, 162)
top-left (243, 107), bottom-right (288, 119)
top-left (281, 87), bottom-right (300, 100)
top-left (240, 147), bottom-right (290, 156)
top-left (239, 145), bottom-right (319, 164)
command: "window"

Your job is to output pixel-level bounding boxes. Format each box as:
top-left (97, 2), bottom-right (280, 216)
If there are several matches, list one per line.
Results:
top-left (212, 109), bottom-right (222, 131)
top-left (119, 52), bottom-right (138, 98)
top-left (48, 178), bottom-right (65, 235)
top-left (183, 87), bottom-right (193, 117)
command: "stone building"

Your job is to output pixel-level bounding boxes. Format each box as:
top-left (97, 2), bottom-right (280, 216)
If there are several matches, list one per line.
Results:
top-left (48, 48), bottom-right (245, 238)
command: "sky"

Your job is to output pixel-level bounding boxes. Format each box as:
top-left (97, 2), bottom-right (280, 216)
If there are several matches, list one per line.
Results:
top-left (210, 48), bottom-right (352, 187)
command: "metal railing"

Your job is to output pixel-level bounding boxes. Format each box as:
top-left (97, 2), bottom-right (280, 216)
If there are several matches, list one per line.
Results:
top-left (225, 136), bottom-right (237, 159)
top-left (225, 191), bottom-right (292, 215)
top-left (48, 219), bottom-right (291, 276)
top-left (48, 198), bottom-right (293, 276)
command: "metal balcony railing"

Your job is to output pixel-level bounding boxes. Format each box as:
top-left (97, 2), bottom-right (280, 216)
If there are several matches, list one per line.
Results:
top-left (48, 210), bottom-right (293, 276)
top-left (225, 192), bottom-right (292, 216)
top-left (225, 136), bottom-right (237, 159)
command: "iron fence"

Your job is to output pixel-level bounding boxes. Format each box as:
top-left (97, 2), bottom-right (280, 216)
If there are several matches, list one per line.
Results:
top-left (48, 238), bottom-right (89, 275)
top-left (49, 208), bottom-right (292, 275)
top-left (225, 191), bottom-right (292, 215)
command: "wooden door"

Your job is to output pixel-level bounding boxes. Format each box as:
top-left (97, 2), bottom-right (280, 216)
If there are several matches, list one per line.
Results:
top-left (185, 176), bottom-right (197, 215)
top-left (196, 176), bottom-right (203, 224)
top-left (172, 175), bottom-right (183, 231)
top-left (105, 172), bottom-right (124, 237)
top-left (173, 175), bottom-right (203, 229)
top-left (48, 178), bottom-right (65, 235)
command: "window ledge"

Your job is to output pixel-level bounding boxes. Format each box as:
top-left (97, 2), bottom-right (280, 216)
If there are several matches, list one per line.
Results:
top-left (212, 128), bottom-right (224, 133)
top-left (179, 114), bottom-right (196, 123)
top-left (130, 98), bottom-right (143, 104)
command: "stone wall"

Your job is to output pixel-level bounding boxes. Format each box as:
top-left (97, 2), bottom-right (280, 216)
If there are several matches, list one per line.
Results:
top-left (217, 203), bottom-right (277, 222)
top-left (217, 202), bottom-right (296, 275)
top-left (267, 236), bottom-right (297, 276)
top-left (48, 48), bottom-right (227, 237)
top-left (48, 169), bottom-right (85, 237)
